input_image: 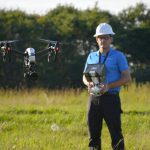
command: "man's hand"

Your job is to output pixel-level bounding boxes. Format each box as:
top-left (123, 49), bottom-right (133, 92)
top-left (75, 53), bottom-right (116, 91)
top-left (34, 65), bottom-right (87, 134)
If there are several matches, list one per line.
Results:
top-left (99, 83), bottom-right (109, 94)
top-left (87, 82), bottom-right (94, 93)
top-left (88, 83), bottom-right (106, 96)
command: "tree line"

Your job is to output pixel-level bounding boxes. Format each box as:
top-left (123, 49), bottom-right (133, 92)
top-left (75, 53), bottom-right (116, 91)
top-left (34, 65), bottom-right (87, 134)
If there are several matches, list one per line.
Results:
top-left (0, 3), bottom-right (149, 89)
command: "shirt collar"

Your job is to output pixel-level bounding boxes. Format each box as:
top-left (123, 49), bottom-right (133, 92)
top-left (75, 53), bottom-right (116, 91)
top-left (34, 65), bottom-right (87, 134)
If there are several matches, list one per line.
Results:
top-left (96, 47), bottom-right (113, 56)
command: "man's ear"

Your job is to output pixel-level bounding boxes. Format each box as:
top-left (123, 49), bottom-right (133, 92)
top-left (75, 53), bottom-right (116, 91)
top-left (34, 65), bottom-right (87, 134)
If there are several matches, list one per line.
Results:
top-left (110, 36), bottom-right (113, 43)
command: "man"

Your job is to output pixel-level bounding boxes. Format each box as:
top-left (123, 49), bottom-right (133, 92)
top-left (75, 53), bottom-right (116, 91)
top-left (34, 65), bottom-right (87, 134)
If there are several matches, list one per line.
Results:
top-left (83, 23), bottom-right (131, 150)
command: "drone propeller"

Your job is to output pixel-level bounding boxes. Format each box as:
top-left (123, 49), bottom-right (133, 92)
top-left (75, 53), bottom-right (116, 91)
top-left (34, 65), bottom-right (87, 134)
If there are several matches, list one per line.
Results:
top-left (0, 40), bottom-right (19, 45)
top-left (39, 38), bottom-right (58, 44)
top-left (0, 40), bottom-right (19, 62)
top-left (38, 38), bottom-right (61, 62)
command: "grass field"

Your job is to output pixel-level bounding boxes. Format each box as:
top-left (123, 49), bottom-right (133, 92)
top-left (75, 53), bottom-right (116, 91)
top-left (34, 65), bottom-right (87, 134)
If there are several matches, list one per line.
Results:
top-left (0, 82), bottom-right (150, 150)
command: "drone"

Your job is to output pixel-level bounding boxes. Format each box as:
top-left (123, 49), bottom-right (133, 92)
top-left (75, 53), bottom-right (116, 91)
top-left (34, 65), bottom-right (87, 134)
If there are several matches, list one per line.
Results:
top-left (0, 39), bottom-right (60, 81)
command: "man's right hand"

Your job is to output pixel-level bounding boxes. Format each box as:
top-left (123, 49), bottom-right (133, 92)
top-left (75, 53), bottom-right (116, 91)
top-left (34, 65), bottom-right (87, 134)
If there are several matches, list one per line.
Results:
top-left (87, 82), bottom-right (94, 92)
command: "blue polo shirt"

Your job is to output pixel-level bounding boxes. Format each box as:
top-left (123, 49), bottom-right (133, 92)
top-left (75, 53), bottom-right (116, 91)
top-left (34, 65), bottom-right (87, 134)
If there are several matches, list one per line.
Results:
top-left (84, 47), bottom-right (129, 92)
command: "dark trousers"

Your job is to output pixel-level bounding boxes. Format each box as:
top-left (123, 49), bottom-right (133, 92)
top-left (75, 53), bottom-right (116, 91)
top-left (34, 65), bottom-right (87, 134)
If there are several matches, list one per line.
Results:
top-left (87, 93), bottom-right (125, 150)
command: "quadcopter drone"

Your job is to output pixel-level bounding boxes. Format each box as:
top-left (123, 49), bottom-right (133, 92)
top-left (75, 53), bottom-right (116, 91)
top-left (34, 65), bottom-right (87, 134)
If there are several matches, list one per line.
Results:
top-left (0, 39), bottom-right (60, 81)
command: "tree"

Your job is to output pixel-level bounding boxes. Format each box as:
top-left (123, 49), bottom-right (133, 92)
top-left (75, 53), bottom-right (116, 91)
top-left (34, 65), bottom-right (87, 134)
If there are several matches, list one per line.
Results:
top-left (118, 3), bottom-right (150, 29)
top-left (115, 3), bottom-right (150, 63)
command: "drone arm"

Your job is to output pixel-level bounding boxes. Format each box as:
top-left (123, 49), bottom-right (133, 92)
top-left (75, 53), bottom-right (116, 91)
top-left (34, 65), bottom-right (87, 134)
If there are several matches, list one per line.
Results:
top-left (12, 49), bottom-right (25, 56)
top-left (36, 48), bottom-right (49, 55)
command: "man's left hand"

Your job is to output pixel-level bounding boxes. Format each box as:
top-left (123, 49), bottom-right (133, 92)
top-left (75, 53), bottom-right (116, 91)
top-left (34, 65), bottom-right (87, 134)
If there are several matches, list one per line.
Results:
top-left (100, 83), bottom-right (109, 94)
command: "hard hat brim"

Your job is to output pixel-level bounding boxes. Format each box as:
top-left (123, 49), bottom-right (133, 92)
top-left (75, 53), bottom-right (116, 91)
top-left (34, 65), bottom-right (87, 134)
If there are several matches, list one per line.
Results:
top-left (93, 32), bottom-right (115, 37)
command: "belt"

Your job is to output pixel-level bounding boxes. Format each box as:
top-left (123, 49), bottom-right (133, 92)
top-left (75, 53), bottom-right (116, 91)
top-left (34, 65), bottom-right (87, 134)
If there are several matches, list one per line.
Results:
top-left (104, 91), bottom-right (119, 96)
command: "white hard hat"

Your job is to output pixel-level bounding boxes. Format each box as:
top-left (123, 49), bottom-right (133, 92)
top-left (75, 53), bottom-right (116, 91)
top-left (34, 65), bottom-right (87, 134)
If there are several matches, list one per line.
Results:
top-left (94, 23), bottom-right (115, 37)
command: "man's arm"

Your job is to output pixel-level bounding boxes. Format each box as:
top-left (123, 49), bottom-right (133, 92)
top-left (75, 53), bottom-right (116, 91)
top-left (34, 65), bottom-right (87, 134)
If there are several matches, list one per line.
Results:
top-left (83, 75), bottom-right (94, 90)
top-left (108, 70), bottom-right (131, 89)
top-left (83, 75), bottom-right (89, 86)
top-left (101, 70), bottom-right (131, 93)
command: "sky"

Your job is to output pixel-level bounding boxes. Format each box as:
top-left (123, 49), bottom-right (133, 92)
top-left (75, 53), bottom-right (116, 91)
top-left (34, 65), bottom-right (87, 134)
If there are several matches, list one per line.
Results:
top-left (0, 0), bottom-right (150, 15)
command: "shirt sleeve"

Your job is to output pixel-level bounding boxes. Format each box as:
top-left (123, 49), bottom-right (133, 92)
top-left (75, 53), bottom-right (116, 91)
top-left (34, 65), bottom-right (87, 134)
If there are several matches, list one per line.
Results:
top-left (117, 52), bottom-right (129, 72)
top-left (83, 51), bottom-right (99, 72)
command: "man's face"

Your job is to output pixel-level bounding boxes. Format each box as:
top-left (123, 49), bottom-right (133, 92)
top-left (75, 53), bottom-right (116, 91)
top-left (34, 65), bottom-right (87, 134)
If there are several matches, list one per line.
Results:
top-left (96, 35), bottom-right (112, 50)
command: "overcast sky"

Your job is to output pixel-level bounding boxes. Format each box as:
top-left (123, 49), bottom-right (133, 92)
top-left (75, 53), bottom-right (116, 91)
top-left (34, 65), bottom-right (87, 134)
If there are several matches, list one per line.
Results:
top-left (0, 0), bottom-right (150, 15)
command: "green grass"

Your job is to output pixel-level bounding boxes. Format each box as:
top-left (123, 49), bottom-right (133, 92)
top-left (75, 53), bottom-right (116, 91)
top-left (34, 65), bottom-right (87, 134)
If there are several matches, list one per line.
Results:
top-left (0, 82), bottom-right (150, 150)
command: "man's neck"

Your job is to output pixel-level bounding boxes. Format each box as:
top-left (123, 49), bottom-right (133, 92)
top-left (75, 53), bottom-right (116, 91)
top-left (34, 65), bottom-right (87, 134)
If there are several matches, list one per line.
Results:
top-left (99, 47), bottom-right (110, 54)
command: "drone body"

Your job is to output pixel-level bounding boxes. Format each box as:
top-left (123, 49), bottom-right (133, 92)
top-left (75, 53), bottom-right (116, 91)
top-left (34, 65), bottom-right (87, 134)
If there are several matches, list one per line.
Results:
top-left (24, 47), bottom-right (37, 81)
